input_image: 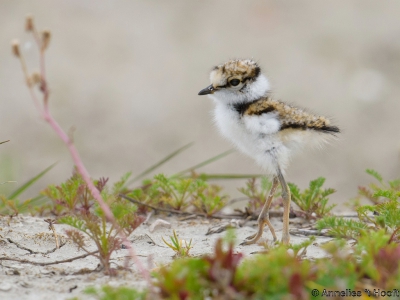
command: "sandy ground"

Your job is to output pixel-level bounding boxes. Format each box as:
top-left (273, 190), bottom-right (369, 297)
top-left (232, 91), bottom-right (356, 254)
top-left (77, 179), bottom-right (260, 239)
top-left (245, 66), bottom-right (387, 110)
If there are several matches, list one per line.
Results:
top-left (0, 213), bottom-right (332, 300)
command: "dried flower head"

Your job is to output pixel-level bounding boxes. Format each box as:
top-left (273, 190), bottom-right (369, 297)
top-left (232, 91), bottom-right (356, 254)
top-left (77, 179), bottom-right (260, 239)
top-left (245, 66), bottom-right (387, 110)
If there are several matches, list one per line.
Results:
top-left (41, 30), bottom-right (51, 51)
top-left (25, 14), bottom-right (34, 31)
top-left (30, 72), bottom-right (42, 85)
top-left (11, 39), bottom-right (20, 57)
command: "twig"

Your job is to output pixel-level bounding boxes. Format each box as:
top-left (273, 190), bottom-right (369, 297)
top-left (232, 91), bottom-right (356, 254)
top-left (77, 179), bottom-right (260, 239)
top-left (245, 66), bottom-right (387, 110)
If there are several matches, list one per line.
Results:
top-left (206, 217), bottom-right (251, 235)
top-left (143, 211), bottom-right (153, 225)
top-left (289, 229), bottom-right (331, 237)
top-left (388, 227), bottom-right (400, 244)
top-left (69, 286), bottom-right (78, 292)
top-left (333, 213), bottom-right (359, 218)
top-left (121, 194), bottom-right (286, 220)
top-left (121, 194), bottom-right (245, 219)
top-left (145, 233), bottom-right (166, 248)
top-left (149, 219), bottom-right (171, 233)
top-left (7, 238), bottom-right (66, 254)
top-left (178, 215), bottom-right (197, 221)
top-left (120, 194), bottom-right (195, 216)
top-left (227, 197), bottom-right (249, 205)
top-left (0, 250), bottom-right (98, 266)
top-left (44, 219), bottom-right (59, 249)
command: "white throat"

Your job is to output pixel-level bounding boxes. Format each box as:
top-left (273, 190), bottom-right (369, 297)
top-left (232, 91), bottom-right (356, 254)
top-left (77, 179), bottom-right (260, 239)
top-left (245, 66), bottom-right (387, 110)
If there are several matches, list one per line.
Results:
top-left (209, 74), bottom-right (270, 105)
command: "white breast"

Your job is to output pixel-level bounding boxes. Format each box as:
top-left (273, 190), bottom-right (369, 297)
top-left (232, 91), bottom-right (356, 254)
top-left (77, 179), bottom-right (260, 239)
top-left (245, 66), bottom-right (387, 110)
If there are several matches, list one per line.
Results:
top-left (243, 112), bottom-right (281, 134)
top-left (212, 102), bottom-right (290, 175)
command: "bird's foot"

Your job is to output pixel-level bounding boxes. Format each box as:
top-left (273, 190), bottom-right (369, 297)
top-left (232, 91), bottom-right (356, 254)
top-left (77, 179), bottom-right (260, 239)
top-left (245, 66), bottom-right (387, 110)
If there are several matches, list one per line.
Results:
top-left (239, 238), bottom-right (256, 246)
top-left (239, 230), bottom-right (261, 245)
top-left (240, 218), bottom-right (278, 246)
top-left (245, 232), bottom-right (257, 240)
top-left (240, 230), bottom-right (278, 246)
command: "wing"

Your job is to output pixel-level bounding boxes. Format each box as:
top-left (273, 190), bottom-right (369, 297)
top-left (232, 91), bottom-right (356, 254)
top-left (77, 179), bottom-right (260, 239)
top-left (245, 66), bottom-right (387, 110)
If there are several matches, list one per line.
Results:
top-left (241, 97), bottom-right (340, 135)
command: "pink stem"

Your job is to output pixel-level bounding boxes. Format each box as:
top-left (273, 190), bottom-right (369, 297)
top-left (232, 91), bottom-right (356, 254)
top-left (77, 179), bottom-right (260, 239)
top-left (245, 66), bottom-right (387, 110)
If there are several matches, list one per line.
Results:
top-left (43, 112), bottom-right (149, 279)
top-left (28, 34), bottom-right (151, 284)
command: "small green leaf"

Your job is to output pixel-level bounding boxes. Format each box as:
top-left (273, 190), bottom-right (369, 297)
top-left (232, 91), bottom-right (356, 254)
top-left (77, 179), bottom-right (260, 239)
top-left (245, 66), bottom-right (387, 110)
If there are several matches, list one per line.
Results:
top-left (316, 216), bottom-right (368, 239)
top-left (388, 179), bottom-right (400, 190)
top-left (8, 162), bottom-right (56, 200)
top-left (366, 169), bottom-right (383, 183)
top-left (174, 149), bottom-right (235, 177)
top-left (186, 173), bottom-right (263, 180)
top-left (127, 142), bottom-right (194, 185)
top-left (288, 183), bottom-right (300, 198)
top-left (373, 190), bottom-right (399, 201)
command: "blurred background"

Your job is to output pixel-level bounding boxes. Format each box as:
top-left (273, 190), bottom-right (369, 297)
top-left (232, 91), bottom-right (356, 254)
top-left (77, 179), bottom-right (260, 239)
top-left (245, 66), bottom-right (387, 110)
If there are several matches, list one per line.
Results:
top-left (0, 1), bottom-right (399, 208)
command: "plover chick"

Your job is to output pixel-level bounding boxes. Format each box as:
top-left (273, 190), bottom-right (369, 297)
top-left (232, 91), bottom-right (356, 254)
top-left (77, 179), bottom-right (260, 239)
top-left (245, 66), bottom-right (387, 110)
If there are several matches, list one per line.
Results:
top-left (198, 59), bottom-right (339, 245)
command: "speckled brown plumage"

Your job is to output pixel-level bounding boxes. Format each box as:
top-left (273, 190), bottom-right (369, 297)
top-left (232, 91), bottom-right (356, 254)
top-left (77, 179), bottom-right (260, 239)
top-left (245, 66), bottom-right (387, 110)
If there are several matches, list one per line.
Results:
top-left (211, 59), bottom-right (260, 88)
top-left (236, 97), bottom-right (339, 134)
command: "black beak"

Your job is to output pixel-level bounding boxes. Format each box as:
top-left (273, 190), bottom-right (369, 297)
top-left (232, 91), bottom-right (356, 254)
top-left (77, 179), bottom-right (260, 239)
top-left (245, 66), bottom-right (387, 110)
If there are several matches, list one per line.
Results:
top-left (198, 85), bottom-right (215, 95)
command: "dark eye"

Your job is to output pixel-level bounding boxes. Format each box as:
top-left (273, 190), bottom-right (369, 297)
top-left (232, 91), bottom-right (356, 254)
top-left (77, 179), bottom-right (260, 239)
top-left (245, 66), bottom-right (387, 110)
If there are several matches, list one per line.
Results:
top-left (230, 79), bottom-right (240, 86)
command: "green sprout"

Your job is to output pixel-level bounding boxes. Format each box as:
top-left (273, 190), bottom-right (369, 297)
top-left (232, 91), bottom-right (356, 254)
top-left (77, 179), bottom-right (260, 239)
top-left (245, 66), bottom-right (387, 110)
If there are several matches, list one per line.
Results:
top-left (162, 230), bottom-right (193, 258)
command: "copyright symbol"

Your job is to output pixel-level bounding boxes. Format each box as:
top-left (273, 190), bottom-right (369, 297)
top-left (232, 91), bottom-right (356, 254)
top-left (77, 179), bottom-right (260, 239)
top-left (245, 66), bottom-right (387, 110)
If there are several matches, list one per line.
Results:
top-left (311, 289), bottom-right (319, 297)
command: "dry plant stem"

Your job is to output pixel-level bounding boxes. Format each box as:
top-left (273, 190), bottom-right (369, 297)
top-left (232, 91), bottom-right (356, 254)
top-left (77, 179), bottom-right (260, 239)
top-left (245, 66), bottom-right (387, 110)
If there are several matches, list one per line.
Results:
top-left (18, 54), bottom-right (42, 112)
top-left (289, 229), bottom-right (330, 237)
top-left (120, 194), bottom-right (246, 219)
top-left (0, 250), bottom-right (98, 266)
top-left (388, 227), bottom-right (400, 244)
top-left (143, 211), bottom-right (153, 224)
top-left (7, 238), bottom-right (66, 255)
top-left (14, 26), bottom-right (150, 284)
top-left (45, 220), bottom-right (60, 249)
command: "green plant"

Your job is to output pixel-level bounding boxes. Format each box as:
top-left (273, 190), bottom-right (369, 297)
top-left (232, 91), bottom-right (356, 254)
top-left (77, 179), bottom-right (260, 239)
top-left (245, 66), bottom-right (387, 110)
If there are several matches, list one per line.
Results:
top-left (43, 172), bottom-right (144, 274)
top-left (84, 285), bottom-right (147, 300)
top-left (288, 177), bottom-right (336, 220)
top-left (162, 230), bottom-right (193, 258)
top-left (317, 201), bottom-right (400, 241)
top-left (154, 174), bottom-right (204, 211)
top-left (356, 169), bottom-right (400, 204)
top-left (155, 235), bottom-right (390, 299)
top-left (318, 170), bottom-right (400, 241)
top-left (156, 238), bottom-right (243, 299)
top-left (316, 216), bottom-right (368, 239)
top-left (0, 163), bottom-right (55, 216)
top-left (121, 146), bottom-right (263, 217)
top-left (127, 174), bottom-right (228, 216)
top-left (289, 236), bottom-right (316, 257)
top-left (357, 199), bottom-right (400, 231)
top-left (83, 225), bottom-right (400, 299)
top-left (191, 183), bottom-right (227, 216)
top-left (236, 245), bottom-right (312, 298)
top-left (13, 15), bottom-right (150, 281)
